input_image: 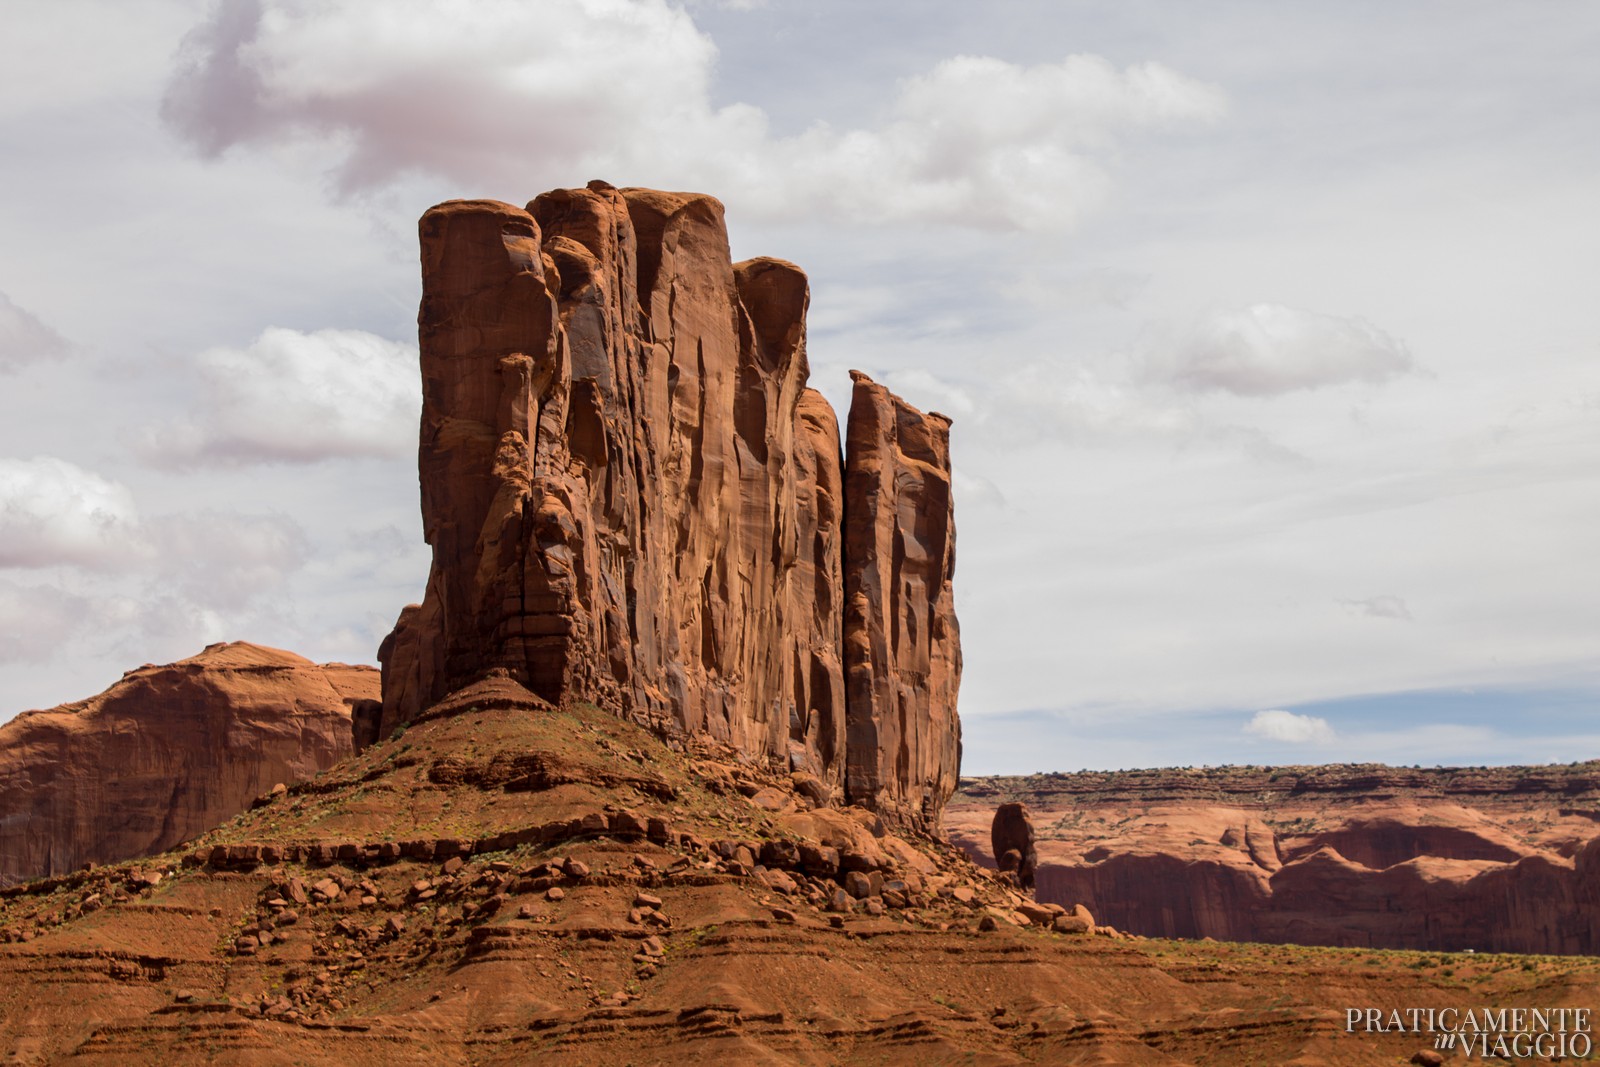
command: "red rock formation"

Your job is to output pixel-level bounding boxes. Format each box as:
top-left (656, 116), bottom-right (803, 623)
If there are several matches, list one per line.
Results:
top-left (991, 800), bottom-right (1037, 890)
top-left (1, 673), bottom-right (1550, 1066)
top-left (842, 371), bottom-right (962, 829)
top-left (791, 388), bottom-right (848, 785)
top-left (0, 642), bottom-right (373, 885)
top-left (381, 183), bottom-right (961, 829)
top-left (948, 764), bottom-right (1600, 953)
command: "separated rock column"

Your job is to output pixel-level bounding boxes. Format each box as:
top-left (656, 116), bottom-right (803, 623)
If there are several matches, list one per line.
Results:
top-left (842, 370), bottom-right (962, 831)
top-left (379, 198), bottom-right (571, 736)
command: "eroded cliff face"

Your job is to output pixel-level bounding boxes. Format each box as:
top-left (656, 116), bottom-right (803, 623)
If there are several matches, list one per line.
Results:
top-left (842, 372), bottom-right (962, 828)
top-left (381, 183), bottom-right (960, 829)
top-left (0, 643), bottom-right (373, 886)
top-left (949, 765), bottom-right (1600, 953)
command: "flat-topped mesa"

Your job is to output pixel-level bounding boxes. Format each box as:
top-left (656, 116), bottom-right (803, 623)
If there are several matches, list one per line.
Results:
top-left (380, 181), bottom-right (960, 830)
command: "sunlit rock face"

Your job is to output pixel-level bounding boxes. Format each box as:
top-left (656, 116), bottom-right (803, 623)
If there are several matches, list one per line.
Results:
top-left (950, 765), bottom-right (1600, 953)
top-left (0, 642), bottom-right (373, 886)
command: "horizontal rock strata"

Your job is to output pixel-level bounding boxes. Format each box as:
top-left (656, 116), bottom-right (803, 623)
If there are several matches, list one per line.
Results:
top-left (949, 764), bottom-right (1600, 953)
top-left (381, 182), bottom-right (961, 830)
top-left (0, 657), bottom-right (1558, 1066)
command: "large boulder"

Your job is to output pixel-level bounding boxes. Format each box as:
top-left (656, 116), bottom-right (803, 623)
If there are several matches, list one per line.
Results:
top-left (991, 801), bottom-right (1038, 891)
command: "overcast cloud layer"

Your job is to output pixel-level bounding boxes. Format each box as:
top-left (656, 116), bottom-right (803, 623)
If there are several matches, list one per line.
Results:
top-left (161, 0), bottom-right (1225, 228)
top-left (0, 0), bottom-right (1595, 774)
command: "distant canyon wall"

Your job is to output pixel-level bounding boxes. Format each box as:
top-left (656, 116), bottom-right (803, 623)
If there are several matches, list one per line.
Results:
top-left (949, 765), bottom-right (1600, 953)
top-left (379, 182), bottom-right (961, 830)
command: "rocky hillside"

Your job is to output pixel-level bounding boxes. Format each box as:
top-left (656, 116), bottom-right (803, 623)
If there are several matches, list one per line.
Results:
top-left (4, 683), bottom-right (1592, 1065)
top-left (0, 643), bottom-right (377, 886)
top-left (948, 764), bottom-right (1600, 954)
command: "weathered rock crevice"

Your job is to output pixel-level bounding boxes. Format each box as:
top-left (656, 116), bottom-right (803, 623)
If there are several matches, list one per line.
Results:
top-left (381, 182), bottom-right (962, 831)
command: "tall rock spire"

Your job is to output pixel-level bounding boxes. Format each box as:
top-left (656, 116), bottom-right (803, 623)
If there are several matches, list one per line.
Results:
top-left (381, 183), bottom-right (961, 830)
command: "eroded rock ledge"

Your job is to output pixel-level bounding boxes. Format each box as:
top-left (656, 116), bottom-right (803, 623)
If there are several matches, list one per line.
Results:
top-left (380, 182), bottom-right (961, 831)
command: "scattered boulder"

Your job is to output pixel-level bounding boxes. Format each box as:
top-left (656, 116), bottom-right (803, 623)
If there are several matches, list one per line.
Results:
top-left (1053, 914), bottom-right (1092, 935)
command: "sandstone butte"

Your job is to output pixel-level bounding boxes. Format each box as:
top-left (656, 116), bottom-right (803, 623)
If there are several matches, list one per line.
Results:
top-left (0, 642), bottom-right (376, 886)
top-left (948, 764), bottom-right (1600, 955)
top-left (1, 187), bottom-right (1595, 1064)
top-left (377, 181), bottom-right (962, 833)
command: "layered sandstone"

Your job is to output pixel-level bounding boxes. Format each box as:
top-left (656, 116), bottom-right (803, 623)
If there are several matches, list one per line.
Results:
top-left (0, 642), bottom-right (375, 885)
top-left (381, 183), bottom-right (960, 829)
top-left (949, 764), bottom-right (1600, 953)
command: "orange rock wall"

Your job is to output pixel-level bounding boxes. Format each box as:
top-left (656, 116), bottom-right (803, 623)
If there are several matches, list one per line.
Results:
top-left (0, 643), bottom-right (371, 886)
top-left (842, 372), bottom-right (962, 827)
top-left (950, 766), bottom-right (1600, 953)
top-left (382, 183), bottom-right (961, 828)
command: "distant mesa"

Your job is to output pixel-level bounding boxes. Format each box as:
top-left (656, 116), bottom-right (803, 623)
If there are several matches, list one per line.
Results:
top-left (379, 183), bottom-right (962, 832)
top-left (0, 642), bottom-right (375, 886)
top-left (950, 764), bottom-right (1600, 954)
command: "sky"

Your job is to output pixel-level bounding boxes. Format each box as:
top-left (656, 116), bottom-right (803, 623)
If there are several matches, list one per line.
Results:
top-left (0, 0), bottom-right (1596, 774)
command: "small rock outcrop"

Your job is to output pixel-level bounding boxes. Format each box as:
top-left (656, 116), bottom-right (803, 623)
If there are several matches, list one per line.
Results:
top-left (990, 801), bottom-right (1037, 891)
top-left (381, 183), bottom-right (962, 830)
top-left (0, 642), bottom-right (375, 885)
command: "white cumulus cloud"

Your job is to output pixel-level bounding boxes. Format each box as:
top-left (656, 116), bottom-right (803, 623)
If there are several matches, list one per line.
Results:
top-left (161, 0), bottom-right (1225, 229)
top-left (1152, 303), bottom-right (1415, 396)
top-left (0, 457), bottom-right (144, 569)
top-left (1244, 708), bottom-right (1336, 745)
top-left (140, 327), bottom-right (420, 466)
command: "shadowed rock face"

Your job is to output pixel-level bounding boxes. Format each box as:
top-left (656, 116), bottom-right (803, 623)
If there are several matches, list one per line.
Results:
top-left (991, 801), bottom-right (1037, 891)
top-left (381, 183), bottom-right (960, 830)
top-left (0, 643), bottom-right (373, 886)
